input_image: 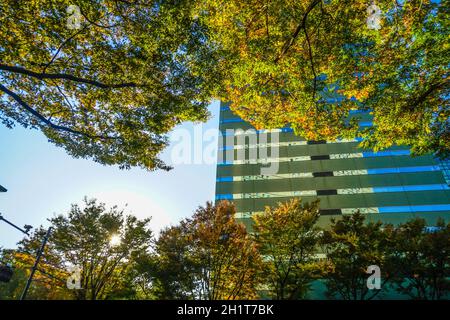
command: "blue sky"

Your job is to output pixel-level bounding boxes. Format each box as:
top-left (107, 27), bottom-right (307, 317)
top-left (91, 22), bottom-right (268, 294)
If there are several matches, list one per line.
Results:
top-left (0, 100), bottom-right (220, 249)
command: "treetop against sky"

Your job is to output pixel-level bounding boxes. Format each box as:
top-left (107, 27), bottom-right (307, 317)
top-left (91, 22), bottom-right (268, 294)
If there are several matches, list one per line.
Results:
top-left (0, 0), bottom-right (448, 172)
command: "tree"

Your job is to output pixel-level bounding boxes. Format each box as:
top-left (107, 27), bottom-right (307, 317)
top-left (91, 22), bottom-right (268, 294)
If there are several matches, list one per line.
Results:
top-left (252, 198), bottom-right (326, 299)
top-left (0, 248), bottom-right (32, 300)
top-left (124, 252), bottom-right (159, 299)
top-left (11, 198), bottom-right (153, 300)
top-left (152, 201), bottom-right (262, 300)
top-left (386, 218), bottom-right (450, 300)
top-left (0, 0), bottom-right (220, 170)
top-left (321, 212), bottom-right (391, 300)
top-left (198, 0), bottom-right (449, 157)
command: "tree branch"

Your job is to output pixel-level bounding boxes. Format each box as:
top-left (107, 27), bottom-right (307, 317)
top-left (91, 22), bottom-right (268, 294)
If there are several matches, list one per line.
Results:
top-left (406, 79), bottom-right (448, 111)
top-left (79, 6), bottom-right (121, 29)
top-left (42, 26), bottom-right (90, 74)
top-left (0, 64), bottom-right (139, 89)
top-left (274, 0), bottom-right (321, 63)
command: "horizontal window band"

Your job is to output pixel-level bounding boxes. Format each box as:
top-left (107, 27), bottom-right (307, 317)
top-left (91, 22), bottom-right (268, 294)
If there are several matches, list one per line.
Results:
top-left (373, 184), bottom-right (449, 193)
top-left (318, 96), bottom-right (345, 103)
top-left (331, 170), bottom-right (367, 176)
top-left (220, 128), bottom-right (294, 136)
top-left (349, 109), bottom-right (372, 114)
top-left (215, 194), bottom-right (233, 200)
top-left (378, 204), bottom-right (450, 213)
top-left (218, 172), bottom-right (314, 182)
top-left (330, 150), bottom-right (410, 159)
top-left (307, 140), bottom-right (327, 145)
top-left (217, 149), bottom-right (411, 165)
top-left (221, 129), bottom-right (365, 137)
top-left (220, 119), bottom-right (372, 128)
top-left (216, 176), bottom-right (234, 182)
top-left (359, 121), bottom-right (373, 127)
top-left (215, 184), bottom-right (449, 200)
top-left (366, 165), bottom-right (441, 174)
top-left (234, 204), bottom-right (450, 218)
top-left (363, 150), bottom-right (410, 157)
top-left (220, 107), bottom-right (371, 115)
top-left (235, 210), bottom-right (345, 218)
top-left (337, 187), bottom-right (374, 194)
top-left (219, 190), bottom-right (317, 200)
top-left (342, 207), bottom-right (379, 214)
top-left (319, 209), bottom-right (342, 215)
top-left (216, 165), bottom-right (442, 182)
top-left (220, 141), bottom-right (306, 150)
top-left (234, 209), bottom-right (354, 219)
top-left (424, 226), bottom-right (444, 233)
top-left (345, 185), bottom-right (447, 195)
top-left (220, 118), bottom-right (244, 124)
top-left (234, 212), bottom-right (261, 219)
top-left (233, 210), bottom-right (337, 219)
top-left (313, 171), bottom-right (334, 177)
top-left (217, 162), bottom-right (233, 166)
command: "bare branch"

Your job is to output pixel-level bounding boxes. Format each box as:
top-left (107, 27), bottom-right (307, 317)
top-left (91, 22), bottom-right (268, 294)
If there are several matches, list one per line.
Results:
top-left (274, 0), bottom-right (321, 63)
top-left (0, 64), bottom-right (140, 89)
top-left (303, 19), bottom-right (317, 101)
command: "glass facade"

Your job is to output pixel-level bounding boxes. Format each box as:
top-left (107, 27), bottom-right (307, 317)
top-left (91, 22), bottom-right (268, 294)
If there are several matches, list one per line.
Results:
top-left (437, 158), bottom-right (450, 186)
top-left (215, 101), bottom-right (450, 228)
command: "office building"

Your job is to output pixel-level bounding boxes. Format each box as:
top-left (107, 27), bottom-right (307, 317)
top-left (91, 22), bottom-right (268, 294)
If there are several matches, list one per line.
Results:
top-left (215, 101), bottom-right (450, 228)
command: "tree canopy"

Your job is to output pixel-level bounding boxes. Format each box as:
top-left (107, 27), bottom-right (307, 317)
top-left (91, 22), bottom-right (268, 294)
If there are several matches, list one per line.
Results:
top-left (5, 198), bottom-right (152, 300)
top-left (151, 201), bottom-right (262, 300)
top-left (0, 0), bottom-right (219, 170)
top-left (200, 0), bottom-right (449, 157)
top-left (1, 198), bottom-right (449, 300)
top-left (386, 218), bottom-right (450, 300)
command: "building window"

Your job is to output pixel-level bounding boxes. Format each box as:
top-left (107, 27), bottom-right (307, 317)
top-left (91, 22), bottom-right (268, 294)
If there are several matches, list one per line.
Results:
top-left (436, 158), bottom-right (450, 186)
